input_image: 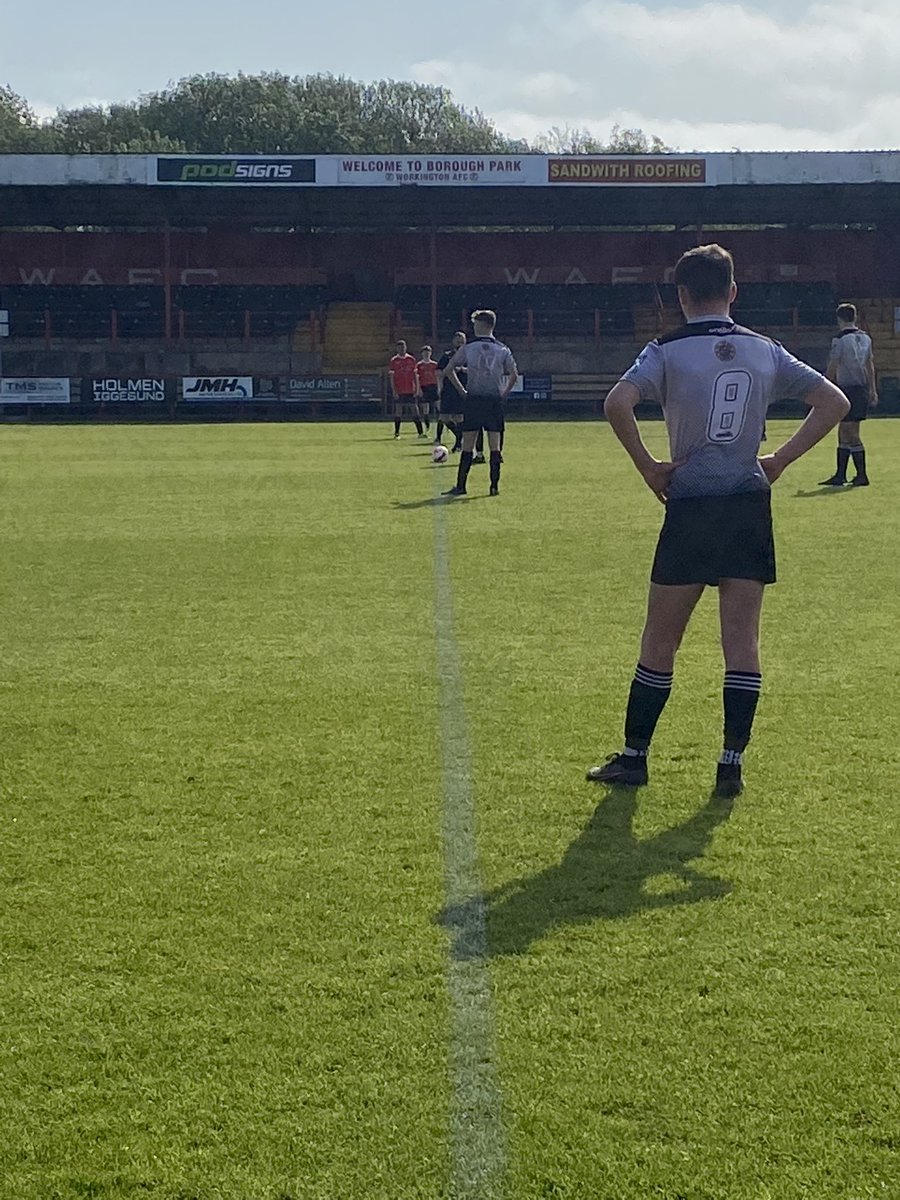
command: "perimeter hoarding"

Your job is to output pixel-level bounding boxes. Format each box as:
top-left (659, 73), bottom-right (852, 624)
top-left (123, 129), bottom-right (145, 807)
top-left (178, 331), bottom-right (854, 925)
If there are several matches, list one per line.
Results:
top-left (0, 378), bottom-right (71, 404)
top-left (333, 156), bottom-right (541, 186)
top-left (181, 376), bottom-right (255, 400)
top-left (88, 378), bottom-right (168, 403)
top-left (157, 157), bottom-right (316, 184)
top-left (548, 158), bottom-right (707, 184)
top-left (156, 154), bottom-right (708, 187)
top-left (283, 375), bottom-right (382, 402)
top-left (8, 151), bottom-right (900, 189)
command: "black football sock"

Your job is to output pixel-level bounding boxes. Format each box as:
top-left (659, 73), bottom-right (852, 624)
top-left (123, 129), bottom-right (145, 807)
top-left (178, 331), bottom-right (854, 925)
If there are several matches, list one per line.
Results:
top-left (394, 420), bottom-right (401, 436)
top-left (475, 430), bottom-right (484, 454)
top-left (850, 445), bottom-right (867, 479)
top-left (835, 445), bottom-right (851, 482)
top-left (414, 419), bottom-right (424, 435)
top-left (455, 451), bottom-right (473, 491)
top-left (623, 663), bottom-right (673, 753)
top-left (723, 671), bottom-right (762, 754)
top-left (489, 450), bottom-right (501, 488)
top-left (435, 421), bottom-right (444, 442)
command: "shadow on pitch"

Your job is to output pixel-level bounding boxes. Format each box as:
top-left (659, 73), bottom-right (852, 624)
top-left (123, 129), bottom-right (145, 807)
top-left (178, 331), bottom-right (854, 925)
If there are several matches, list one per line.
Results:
top-left (392, 493), bottom-right (492, 510)
top-left (439, 787), bottom-right (735, 959)
top-left (792, 485), bottom-right (855, 498)
top-left (392, 495), bottom-right (455, 510)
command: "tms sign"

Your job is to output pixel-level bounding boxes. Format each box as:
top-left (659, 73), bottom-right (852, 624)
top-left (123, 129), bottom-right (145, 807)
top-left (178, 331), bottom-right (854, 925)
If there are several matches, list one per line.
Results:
top-left (0, 377), bottom-right (71, 404)
top-left (182, 376), bottom-right (253, 400)
top-left (157, 157), bottom-right (316, 184)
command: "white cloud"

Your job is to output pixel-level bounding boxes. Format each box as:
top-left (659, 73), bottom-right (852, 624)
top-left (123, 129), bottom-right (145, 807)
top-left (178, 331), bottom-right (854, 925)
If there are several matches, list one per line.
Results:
top-left (413, 0), bottom-right (900, 150)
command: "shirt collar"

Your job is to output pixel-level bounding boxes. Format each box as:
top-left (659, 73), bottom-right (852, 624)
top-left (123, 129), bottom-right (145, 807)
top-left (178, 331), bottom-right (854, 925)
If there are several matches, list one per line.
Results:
top-left (687, 314), bottom-right (734, 324)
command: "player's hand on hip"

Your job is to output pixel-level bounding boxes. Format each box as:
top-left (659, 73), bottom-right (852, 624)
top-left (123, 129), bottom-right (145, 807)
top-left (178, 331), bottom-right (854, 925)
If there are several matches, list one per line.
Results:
top-left (758, 453), bottom-right (785, 484)
top-left (640, 458), bottom-right (683, 503)
top-left (869, 390), bottom-right (879, 408)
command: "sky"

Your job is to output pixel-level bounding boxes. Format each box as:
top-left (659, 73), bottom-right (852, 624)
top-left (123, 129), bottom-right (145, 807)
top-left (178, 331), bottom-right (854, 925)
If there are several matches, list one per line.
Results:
top-left (3, 0), bottom-right (900, 151)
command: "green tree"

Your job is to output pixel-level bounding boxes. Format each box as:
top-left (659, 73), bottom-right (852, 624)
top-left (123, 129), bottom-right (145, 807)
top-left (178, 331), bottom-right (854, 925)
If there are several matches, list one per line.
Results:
top-left (46, 103), bottom-right (185, 153)
top-left (534, 123), bottom-right (673, 154)
top-left (0, 84), bottom-right (47, 151)
top-left (44, 72), bottom-right (521, 155)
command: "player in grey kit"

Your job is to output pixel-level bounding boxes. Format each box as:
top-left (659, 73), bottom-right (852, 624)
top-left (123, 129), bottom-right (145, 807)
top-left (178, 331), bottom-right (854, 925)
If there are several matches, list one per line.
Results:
top-left (819, 302), bottom-right (878, 486)
top-left (442, 309), bottom-right (517, 497)
top-left (587, 244), bottom-right (849, 797)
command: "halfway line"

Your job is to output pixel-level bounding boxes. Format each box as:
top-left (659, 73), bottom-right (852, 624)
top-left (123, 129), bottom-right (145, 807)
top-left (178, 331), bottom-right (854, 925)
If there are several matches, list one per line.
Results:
top-left (433, 493), bottom-right (507, 1200)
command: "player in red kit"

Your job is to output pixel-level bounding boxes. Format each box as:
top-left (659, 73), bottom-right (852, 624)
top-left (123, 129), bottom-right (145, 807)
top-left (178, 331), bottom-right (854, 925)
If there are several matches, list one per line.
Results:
top-left (416, 346), bottom-right (439, 440)
top-left (389, 340), bottom-right (425, 438)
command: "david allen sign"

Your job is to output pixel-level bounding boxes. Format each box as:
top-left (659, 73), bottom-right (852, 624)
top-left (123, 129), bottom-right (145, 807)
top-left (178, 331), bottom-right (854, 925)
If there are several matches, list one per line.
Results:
top-left (548, 157), bottom-right (707, 184)
top-left (284, 375), bottom-right (382, 401)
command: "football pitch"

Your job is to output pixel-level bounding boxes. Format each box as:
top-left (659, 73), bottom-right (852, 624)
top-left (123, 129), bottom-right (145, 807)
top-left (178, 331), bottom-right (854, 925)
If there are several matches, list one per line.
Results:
top-left (1, 419), bottom-right (898, 1200)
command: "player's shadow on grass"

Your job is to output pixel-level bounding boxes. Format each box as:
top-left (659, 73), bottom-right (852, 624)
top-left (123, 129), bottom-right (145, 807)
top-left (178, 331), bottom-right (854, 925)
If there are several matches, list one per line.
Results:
top-left (392, 494), bottom-right (491, 509)
top-left (442, 787), bottom-right (735, 959)
top-left (792, 486), bottom-right (855, 498)
top-left (392, 495), bottom-right (455, 510)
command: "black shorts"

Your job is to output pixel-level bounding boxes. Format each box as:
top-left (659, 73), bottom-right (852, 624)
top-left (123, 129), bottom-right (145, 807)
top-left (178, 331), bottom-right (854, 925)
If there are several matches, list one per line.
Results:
top-left (462, 396), bottom-right (504, 433)
top-left (842, 384), bottom-right (869, 422)
top-left (651, 491), bottom-right (776, 587)
top-left (437, 388), bottom-right (462, 417)
top-left (421, 384), bottom-right (439, 404)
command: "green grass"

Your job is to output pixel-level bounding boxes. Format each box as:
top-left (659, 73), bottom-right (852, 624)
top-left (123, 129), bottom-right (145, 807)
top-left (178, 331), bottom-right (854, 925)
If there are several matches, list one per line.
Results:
top-left (0, 420), bottom-right (898, 1199)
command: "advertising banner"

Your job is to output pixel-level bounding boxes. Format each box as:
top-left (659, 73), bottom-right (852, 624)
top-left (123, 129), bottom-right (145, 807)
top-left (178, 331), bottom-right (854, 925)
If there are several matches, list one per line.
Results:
top-left (253, 377), bottom-right (281, 402)
top-left (89, 377), bottom-right (168, 403)
top-left (334, 155), bottom-right (544, 187)
top-left (181, 376), bottom-right (254, 401)
top-left (0, 377), bottom-right (70, 404)
top-left (509, 375), bottom-right (553, 401)
top-left (548, 157), bottom-right (707, 185)
top-left (157, 157), bottom-right (316, 185)
top-left (284, 375), bottom-right (382, 402)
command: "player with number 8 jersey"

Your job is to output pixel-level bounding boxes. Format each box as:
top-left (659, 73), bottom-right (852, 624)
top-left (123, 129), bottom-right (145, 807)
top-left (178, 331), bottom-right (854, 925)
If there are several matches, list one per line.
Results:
top-left (587, 244), bottom-right (849, 797)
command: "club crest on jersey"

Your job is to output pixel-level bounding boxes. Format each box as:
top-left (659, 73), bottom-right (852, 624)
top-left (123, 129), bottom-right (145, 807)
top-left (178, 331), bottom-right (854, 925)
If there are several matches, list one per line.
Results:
top-left (715, 339), bottom-right (737, 361)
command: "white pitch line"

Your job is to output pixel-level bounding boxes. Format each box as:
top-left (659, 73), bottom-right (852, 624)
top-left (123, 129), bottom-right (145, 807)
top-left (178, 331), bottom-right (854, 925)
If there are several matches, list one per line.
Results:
top-left (433, 492), bottom-right (507, 1200)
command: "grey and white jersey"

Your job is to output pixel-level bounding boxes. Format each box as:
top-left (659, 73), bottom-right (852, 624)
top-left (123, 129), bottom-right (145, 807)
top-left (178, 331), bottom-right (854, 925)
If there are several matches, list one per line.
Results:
top-left (449, 336), bottom-right (516, 398)
top-left (829, 326), bottom-right (872, 387)
top-left (622, 318), bottom-right (824, 499)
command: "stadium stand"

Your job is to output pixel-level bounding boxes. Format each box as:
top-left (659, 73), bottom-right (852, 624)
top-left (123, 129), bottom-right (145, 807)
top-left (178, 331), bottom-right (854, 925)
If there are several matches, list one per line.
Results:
top-left (3, 284), bottom-right (326, 341)
top-left (4, 151), bottom-right (900, 419)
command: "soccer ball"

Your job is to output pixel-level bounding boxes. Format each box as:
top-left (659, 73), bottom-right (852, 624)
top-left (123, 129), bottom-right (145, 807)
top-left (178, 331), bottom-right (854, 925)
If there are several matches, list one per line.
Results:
top-left (432, 444), bottom-right (449, 464)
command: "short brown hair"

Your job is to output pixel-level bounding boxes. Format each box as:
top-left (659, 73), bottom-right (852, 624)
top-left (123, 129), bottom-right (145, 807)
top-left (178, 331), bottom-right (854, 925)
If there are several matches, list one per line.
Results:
top-left (673, 244), bottom-right (735, 304)
top-left (836, 302), bottom-right (857, 323)
top-left (471, 309), bottom-right (496, 328)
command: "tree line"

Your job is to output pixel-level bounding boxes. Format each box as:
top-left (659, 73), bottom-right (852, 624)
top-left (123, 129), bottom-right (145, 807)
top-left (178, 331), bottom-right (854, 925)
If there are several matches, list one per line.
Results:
top-left (0, 74), bottom-right (671, 156)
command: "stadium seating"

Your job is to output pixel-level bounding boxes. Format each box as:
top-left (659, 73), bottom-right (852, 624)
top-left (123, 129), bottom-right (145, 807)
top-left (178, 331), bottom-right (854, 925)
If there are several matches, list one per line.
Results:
top-left (3, 285), bottom-right (165, 339)
top-left (174, 285), bottom-right (326, 338)
top-left (0, 278), bottom-right (838, 350)
top-left (2, 284), bottom-right (326, 340)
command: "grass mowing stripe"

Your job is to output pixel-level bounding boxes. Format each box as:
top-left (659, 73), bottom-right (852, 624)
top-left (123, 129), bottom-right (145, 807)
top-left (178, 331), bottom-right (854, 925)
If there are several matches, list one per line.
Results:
top-left (434, 490), bottom-right (507, 1200)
